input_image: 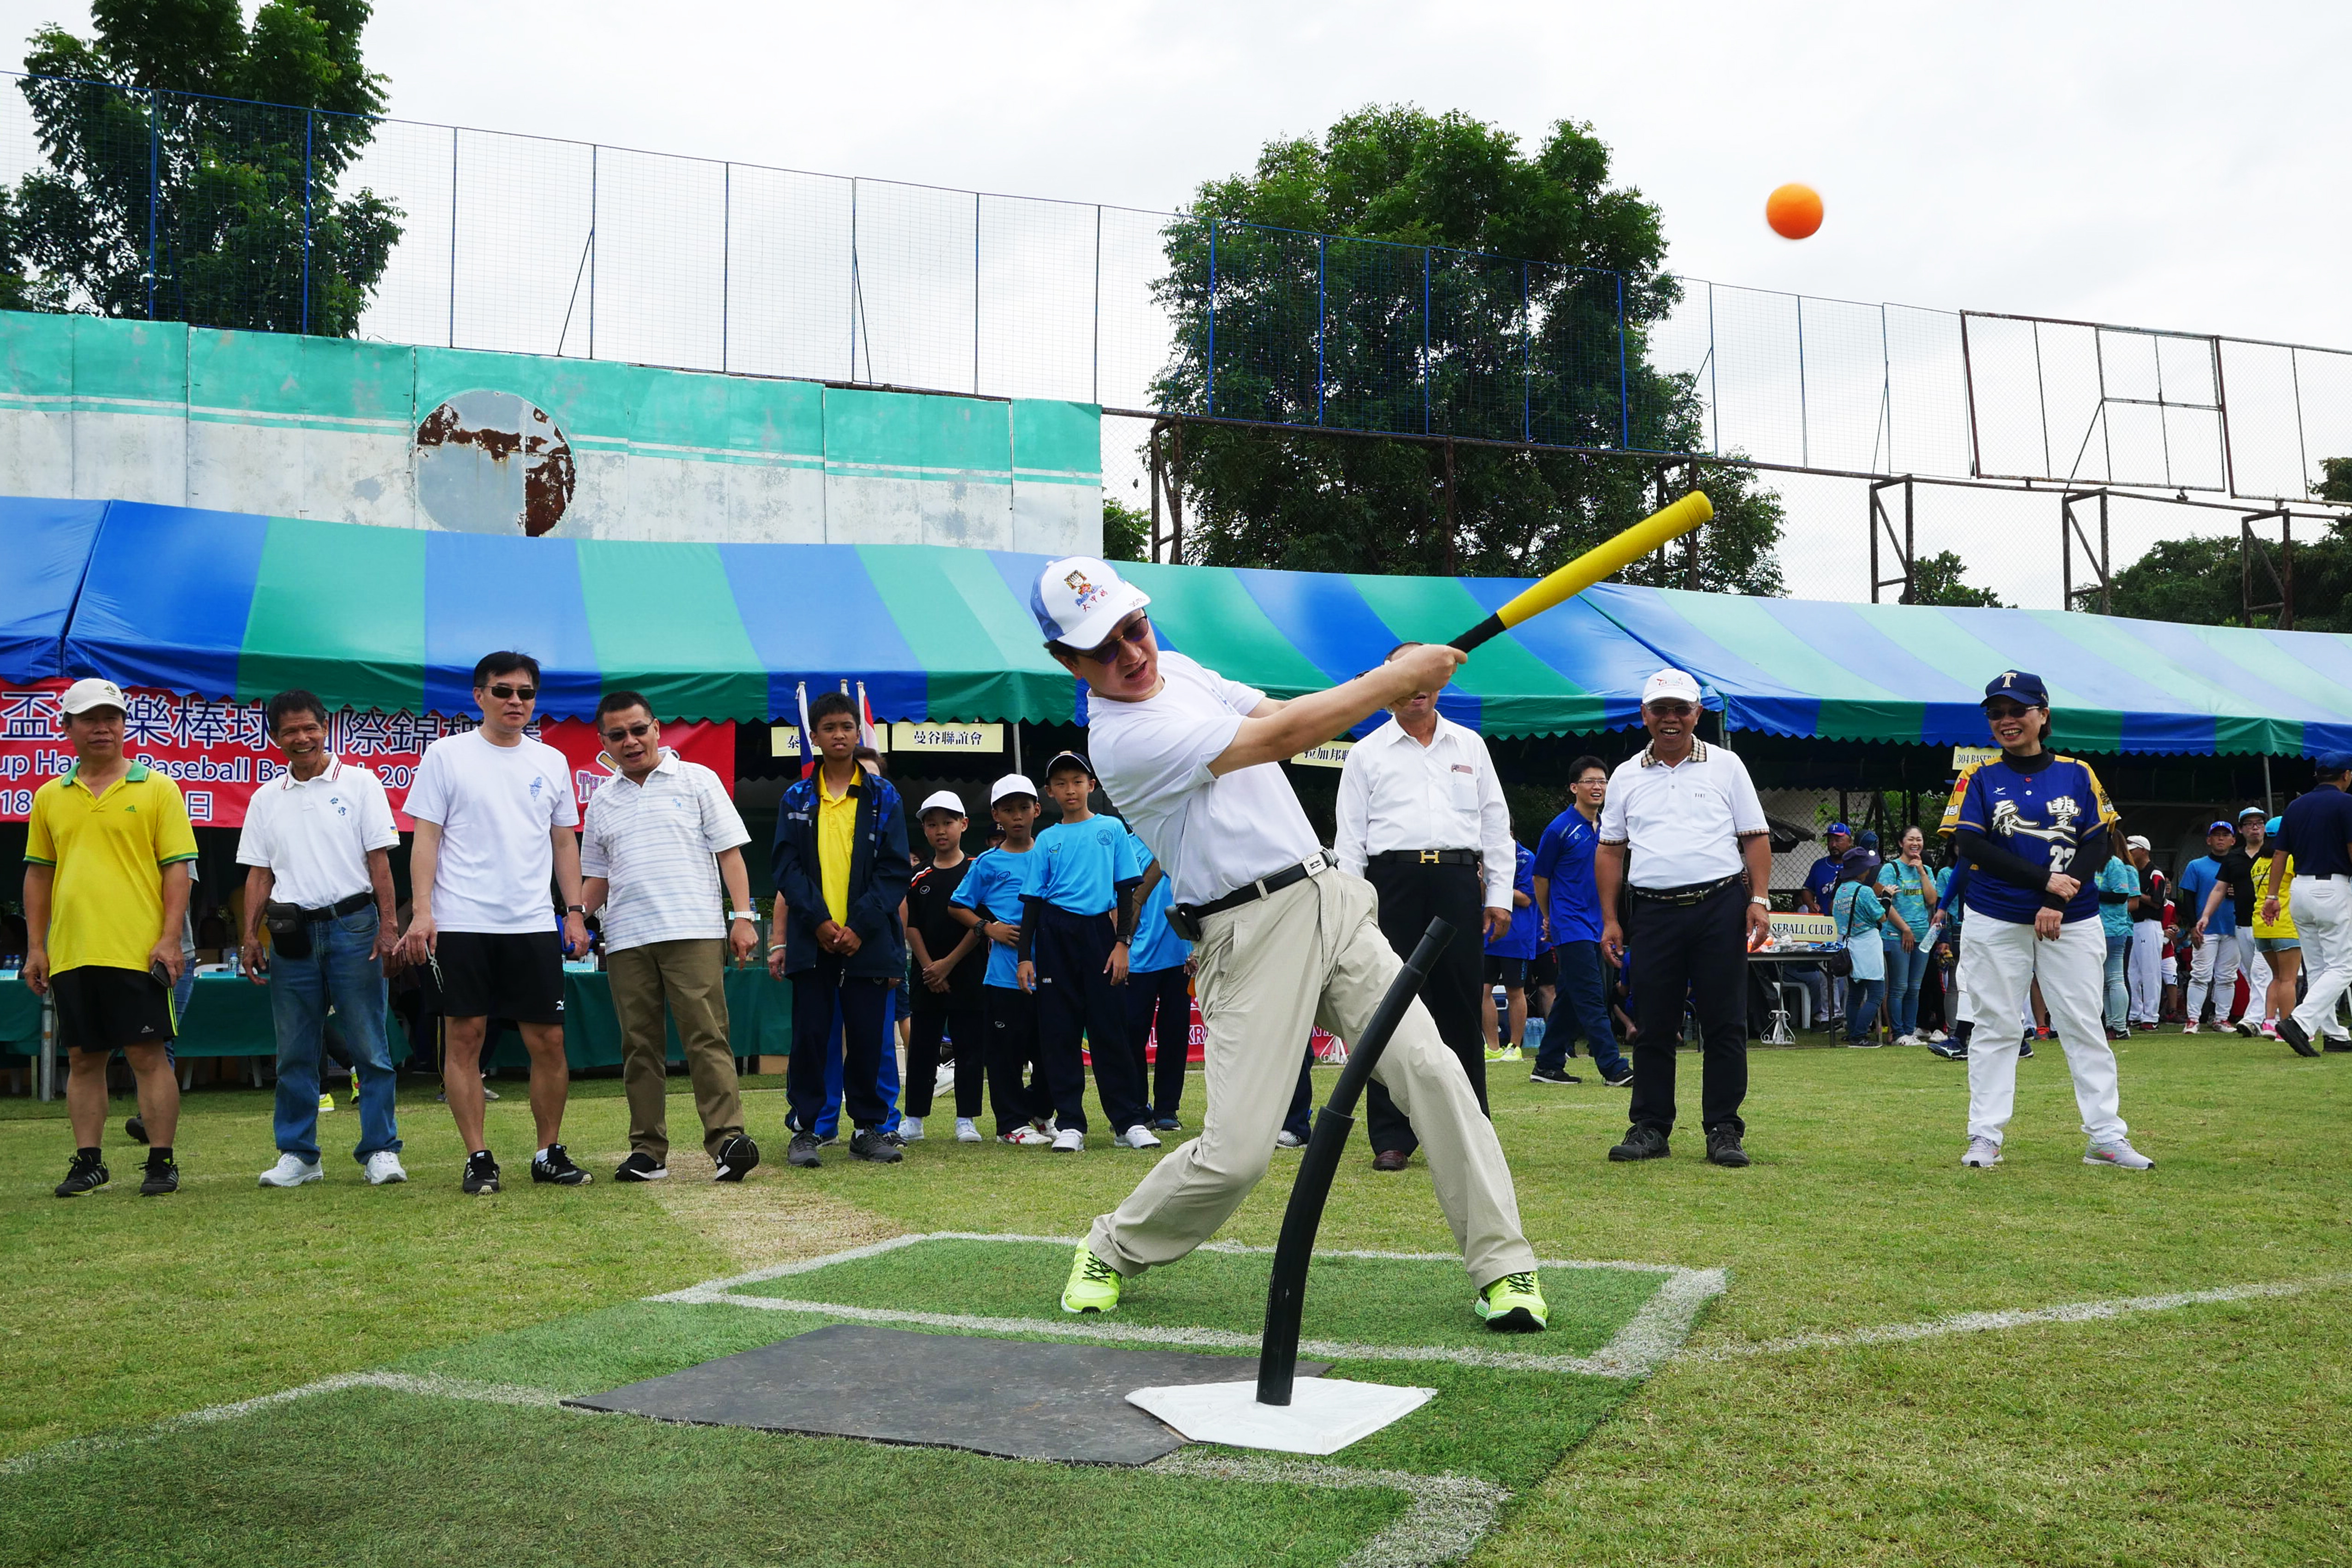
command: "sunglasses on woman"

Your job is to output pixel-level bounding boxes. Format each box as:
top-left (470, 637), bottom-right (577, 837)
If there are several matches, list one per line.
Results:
top-left (1983, 701), bottom-right (2037, 721)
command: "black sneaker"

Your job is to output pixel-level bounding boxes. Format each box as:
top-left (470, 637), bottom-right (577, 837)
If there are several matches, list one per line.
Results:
top-left (1608, 1125), bottom-right (1670, 1161)
top-left (2326, 1037), bottom-right (2352, 1053)
top-left (461, 1150), bottom-right (502, 1195)
top-left (2018, 1033), bottom-right (2036, 1059)
top-left (124, 1115), bottom-right (148, 1145)
top-left (2277, 1016), bottom-right (2318, 1057)
top-left (1704, 1128), bottom-right (1751, 1168)
top-left (786, 1132), bottom-right (823, 1168)
top-left (54, 1152), bottom-right (110, 1197)
top-left (532, 1144), bottom-right (592, 1186)
top-left (1151, 1117), bottom-right (1182, 1132)
top-left (139, 1156), bottom-right (179, 1196)
top-left (713, 1134), bottom-right (760, 1182)
top-left (849, 1127), bottom-right (904, 1164)
top-left (1528, 1066), bottom-right (1582, 1085)
top-left (615, 1152), bottom-right (668, 1182)
top-left (1927, 1039), bottom-right (1968, 1061)
top-left (1601, 1067), bottom-right (1635, 1087)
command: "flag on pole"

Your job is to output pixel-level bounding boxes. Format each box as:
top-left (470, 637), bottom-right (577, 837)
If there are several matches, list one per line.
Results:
top-left (794, 681), bottom-right (816, 779)
top-left (855, 681), bottom-right (881, 755)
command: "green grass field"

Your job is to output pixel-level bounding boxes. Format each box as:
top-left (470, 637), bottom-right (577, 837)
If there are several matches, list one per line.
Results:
top-left (2, 1029), bottom-right (2347, 1566)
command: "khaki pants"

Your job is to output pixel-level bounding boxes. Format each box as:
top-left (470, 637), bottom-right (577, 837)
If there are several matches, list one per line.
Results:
top-left (607, 939), bottom-right (744, 1163)
top-left (1088, 868), bottom-right (1536, 1290)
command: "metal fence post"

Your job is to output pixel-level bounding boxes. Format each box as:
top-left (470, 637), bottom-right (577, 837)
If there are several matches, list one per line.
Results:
top-left (849, 177), bottom-right (859, 380)
top-left (448, 126), bottom-right (457, 348)
top-left (721, 162), bottom-right (730, 372)
top-left (1520, 262), bottom-right (1530, 444)
top-left (973, 190), bottom-right (981, 395)
top-left (1206, 217), bottom-right (1217, 416)
top-left (1615, 272), bottom-right (1630, 448)
top-left (146, 88), bottom-right (159, 319)
top-left (587, 144), bottom-right (597, 359)
top-left (1316, 234), bottom-right (1326, 427)
top-left (300, 109), bottom-right (313, 334)
top-left (1422, 247), bottom-right (1431, 435)
top-left (1092, 205), bottom-right (1102, 406)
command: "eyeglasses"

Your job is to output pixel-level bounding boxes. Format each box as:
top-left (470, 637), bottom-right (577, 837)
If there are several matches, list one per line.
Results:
top-left (1075, 613), bottom-right (1151, 665)
top-left (486, 684), bottom-right (538, 702)
top-left (1984, 701), bottom-right (2036, 721)
top-left (1647, 701), bottom-right (1695, 717)
top-left (602, 720), bottom-right (654, 743)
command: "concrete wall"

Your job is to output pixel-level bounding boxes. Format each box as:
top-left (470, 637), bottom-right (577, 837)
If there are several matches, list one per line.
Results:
top-left (0, 312), bottom-right (1101, 552)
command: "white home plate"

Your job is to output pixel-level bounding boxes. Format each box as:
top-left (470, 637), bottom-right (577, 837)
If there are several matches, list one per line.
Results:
top-left (1127, 1378), bottom-right (1436, 1456)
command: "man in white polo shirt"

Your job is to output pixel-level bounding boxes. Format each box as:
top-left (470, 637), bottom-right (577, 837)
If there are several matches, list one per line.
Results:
top-left (1032, 556), bottom-right (1548, 1333)
top-left (579, 690), bottom-right (762, 1183)
top-left (1596, 668), bottom-right (1772, 1168)
top-left (237, 689), bottom-right (405, 1188)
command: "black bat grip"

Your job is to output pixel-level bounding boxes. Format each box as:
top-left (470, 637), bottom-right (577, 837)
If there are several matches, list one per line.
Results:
top-left (1256, 917), bottom-right (1456, 1407)
top-left (1448, 613), bottom-right (1507, 654)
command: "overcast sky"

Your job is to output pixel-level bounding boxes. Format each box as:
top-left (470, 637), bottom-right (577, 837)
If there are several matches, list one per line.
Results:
top-left (8, 0), bottom-right (2346, 603)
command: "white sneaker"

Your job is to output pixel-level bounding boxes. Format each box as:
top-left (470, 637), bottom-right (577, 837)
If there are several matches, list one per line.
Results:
top-left (2181, 1022), bottom-right (2200, 1034)
top-left (258, 1153), bottom-right (323, 1188)
top-left (898, 1116), bottom-right (925, 1142)
top-left (363, 1151), bottom-right (408, 1185)
top-left (999, 1126), bottom-right (1053, 1147)
top-left (1050, 1127), bottom-right (1085, 1153)
top-left (934, 1066), bottom-right (956, 1097)
top-left (1962, 1136), bottom-right (2003, 1168)
top-left (1115, 1124), bottom-right (1162, 1149)
top-left (1894, 1034), bottom-right (1918, 1048)
top-left (1925, 1029), bottom-right (1949, 1043)
top-left (1274, 1129), bottom-right (1305, 1149)
top-left (2085, 1139), bottom-right (2154, 1170)
top-left (955, 1117), bottom-right (982, 1143)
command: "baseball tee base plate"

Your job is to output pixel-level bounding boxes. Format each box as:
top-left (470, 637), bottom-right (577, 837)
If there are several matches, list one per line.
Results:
top-left (1126, 1378), bottom-right (1436, 1456)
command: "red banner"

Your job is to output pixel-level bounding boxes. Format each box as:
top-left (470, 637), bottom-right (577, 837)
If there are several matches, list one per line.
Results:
top-left (0, 679), bottom-right (735, 828)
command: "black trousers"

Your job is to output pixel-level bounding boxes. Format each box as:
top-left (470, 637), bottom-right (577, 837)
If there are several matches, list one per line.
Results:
top-left (788, 959), bottom-right (891, 1132)
top-left (1363, 858), bottom-right (1489, 1156)
top-left (1626, 882), bottom-right (1749, 1138)
top-left (1034, 903), bottom-right (1150, 1134)
top-left (1124, 963), bottom-right (1193, 1120)
top-left (904, 992), bottom-right (984, 1119)
top-left (982, 984), bottom-right (1047, 1136)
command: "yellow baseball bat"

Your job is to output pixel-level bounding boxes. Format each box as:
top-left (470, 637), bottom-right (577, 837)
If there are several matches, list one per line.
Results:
top-left (1449, 491), bottom-right (1713, 653)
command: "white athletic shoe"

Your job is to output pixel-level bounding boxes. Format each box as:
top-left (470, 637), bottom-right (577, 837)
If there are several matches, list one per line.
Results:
top-left (955, 1117), bottom-right (983, 1143)
top-left (1274, 1130), bottom-right (1305, 1149)
top-left (934, 1066), bottom-right (956, 1097)
top-left (363, 1151), bottom-right (408, 1185)
top-left (2181, 1022), bottom-right (2201, 1034)
top-left (1115, 1124), bottom-right (1162, 1149)
top-left (898, 1116), bottom-right (925, 1142)
top-left (259, 1153), bottom-right (323, 1188)
top-left (1962, 1136), bottom-right (2003, 1168)
top-left (999, 1126), bottom-right (1054, 1147)
top-left (1050, 1127), bottom-right (1086, 1153)
top-left (1894, 1034), bottom-right (1918, 1049)
top-left (2231, 1017), bottom-right (2259, 1038)
top-left (2085, 1139), bottom-right (2154, 1170)
top-left (1925, 1029), bottom-right (1949, 1044)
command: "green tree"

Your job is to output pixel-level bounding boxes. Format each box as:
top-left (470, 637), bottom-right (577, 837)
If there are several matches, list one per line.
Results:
top-left (1148, 105), bottom-right (1784, 591)
top-left (1102, 497), bottom-right (1149, 562)
top-left (1907, 549), bottom-right (2003, 607)
top-left (6, 0), bottom-right (400, 335)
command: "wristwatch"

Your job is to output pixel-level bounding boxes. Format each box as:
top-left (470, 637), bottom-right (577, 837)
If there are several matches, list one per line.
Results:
top-left (728, 910), bottom-right (758, 922)
top-left (565, 904), bottom-right (587, 914)
top-left (1750, 896), bottom-right (1771, 907)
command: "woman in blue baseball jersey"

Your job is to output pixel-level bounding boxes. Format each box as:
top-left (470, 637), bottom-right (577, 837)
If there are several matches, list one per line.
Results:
top-left (1121, 828), bottom-right (1195, 1130)
top-left (1941, 671), bottom-right (2151, 1170)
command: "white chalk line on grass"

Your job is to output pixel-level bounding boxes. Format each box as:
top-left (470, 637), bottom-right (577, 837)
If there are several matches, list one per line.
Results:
top-left (1677, 1271), bottom-right (2352, 1362)
top-left (1150, 1452), bottom-right (1509, 1568)
top-left (649, 1230), bottom-right (1725, 1379)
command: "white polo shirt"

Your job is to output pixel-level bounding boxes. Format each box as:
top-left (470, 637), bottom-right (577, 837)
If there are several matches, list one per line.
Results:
top-left (234, 756), bottom-right (399, 909)
top-left (579, 752), bottom-right (751, 952)
top-left (1333, 714), bottom-right (1515, 908)
top-left (1087, 649), bottom-right (1322, 909)
top-left (1598, 738), bottom-right (1769, 890)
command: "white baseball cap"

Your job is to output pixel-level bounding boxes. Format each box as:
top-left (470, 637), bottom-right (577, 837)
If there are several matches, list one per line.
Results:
top-left (59, 677), bottom-right (127, 715)
top-left (2126, 834), bottom-right (2151, 851)
top-left (990, 773), bottom-right (1040, 805)
top-left (1642, 668), bottom-right (1703, 707)
top-left (1032, 556), bottom-right (1151, 650)
top-left (917, 790), bottom-right (968, 818)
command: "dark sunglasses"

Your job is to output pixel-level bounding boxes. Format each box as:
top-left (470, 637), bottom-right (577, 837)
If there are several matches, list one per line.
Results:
top-left (1983, 701), bottom-right (2037, 721)
top-left (1075, 613), bottom-right (1151, 665)
top-left (486, 683), bottom-right (538, 702)
top-left (602, 720), bottom-right (655, 743)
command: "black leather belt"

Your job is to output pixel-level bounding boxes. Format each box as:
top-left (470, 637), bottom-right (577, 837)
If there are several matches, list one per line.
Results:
top-left (301, 890), bottom-right (376, 921)
top-left (1627, 872), bottom-right (1743, 907)
top-left (1171, 852), bottom-right (1332, 938)
top-left (1369, 848), bottom-right (1479, 867)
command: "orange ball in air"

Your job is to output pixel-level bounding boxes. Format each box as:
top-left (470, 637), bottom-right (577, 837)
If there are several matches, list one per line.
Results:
top-left (1765, 183), bottom-right (1824, 240)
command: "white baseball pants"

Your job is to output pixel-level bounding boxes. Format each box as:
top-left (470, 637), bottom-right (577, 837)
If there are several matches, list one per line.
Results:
top-left (2292, 875), bottom-right (2352, 1043)
top-left (2126, 920), bottom-right (2163, 1024)
top-left (1962, 915), bottom-right (2126, 1148)
top-left (2184, 926), bottom-right (2240, 1024)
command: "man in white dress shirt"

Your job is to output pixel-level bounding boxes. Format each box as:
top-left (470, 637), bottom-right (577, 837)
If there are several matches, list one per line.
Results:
top-left (1032, 556), bottom-right (1548, 1333)
top-left (1595, 668), bottom-right (1772, 1168)
top-left (1334, 645), bottom-right (1515, 1173)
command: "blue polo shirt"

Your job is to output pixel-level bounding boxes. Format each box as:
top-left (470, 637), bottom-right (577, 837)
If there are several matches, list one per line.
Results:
top-left (951, 844), bottom-right (1041, 989)
top-left (1029, 813), bottom-right (1145, 918)
top-left (1486, 843), bottom-right (1540, 961)
top-left (1948, 753), bottom-right (2116, 925)
top-left (1126, 829), bottom-right (1191, 973)
top-left (1531, 807), bottom-right (1604, 945)
top-left (1803, 852), bottom-right (1844, 912)
top-left (2175, 854), bottom-right (2231, 937)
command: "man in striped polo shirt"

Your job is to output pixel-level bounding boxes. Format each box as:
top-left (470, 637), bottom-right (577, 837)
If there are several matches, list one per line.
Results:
top-left (579, 691), bottom-right (763, 1182)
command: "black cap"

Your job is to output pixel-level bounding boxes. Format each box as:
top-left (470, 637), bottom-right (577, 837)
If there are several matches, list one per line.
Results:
top-left (1044, 749), bottom-right (1096, 781)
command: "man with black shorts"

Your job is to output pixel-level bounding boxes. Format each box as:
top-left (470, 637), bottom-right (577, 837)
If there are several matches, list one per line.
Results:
top-left (28, 678), bottom-right (198, 1197)
top-left (400, 653), bottom-right (592, 1193)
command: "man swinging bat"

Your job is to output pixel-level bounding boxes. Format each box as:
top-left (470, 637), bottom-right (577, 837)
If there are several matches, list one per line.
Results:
top-left (1033, 556), bottom-right (1551, 1332)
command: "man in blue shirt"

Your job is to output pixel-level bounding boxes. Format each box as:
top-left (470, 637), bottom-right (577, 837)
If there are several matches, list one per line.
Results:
top-left (1528, 756), bottom-right (1630, 1087)
top-left (1122, 829), bottom-right (1195, 1130)
top-left (2269, 754), bottom-right (2352, 1054)
top-left (1800, 823), bottom-right (1853, 914)
top-left (2174, 821), bottom-right (2241, 1032)
top-left (951, 776), bottom-right (1054, 1145)
top-left (1482, 842), bottom-right (1541, 1061)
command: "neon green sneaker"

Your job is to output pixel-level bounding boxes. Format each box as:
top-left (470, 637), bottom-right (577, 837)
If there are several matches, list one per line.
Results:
top-left (1061, 1245), bottom-right (1123, 1315)
top-left (1499, 1045), bottom-right (1523, 1062)
top-left (1474, 1270), bottom-right (1548, 1333)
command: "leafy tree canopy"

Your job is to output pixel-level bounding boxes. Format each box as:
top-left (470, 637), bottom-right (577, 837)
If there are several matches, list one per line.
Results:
top-left (1908, 549), bottom-right (2003, 607)
top-left (1148, 105), bottom-right (1784, 592)
top-left (4, 0), bottom-right (399, 334)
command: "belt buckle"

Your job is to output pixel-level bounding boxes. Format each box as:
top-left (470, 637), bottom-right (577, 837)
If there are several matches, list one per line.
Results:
top-left (1419, 849), bottom-right (1439, 865)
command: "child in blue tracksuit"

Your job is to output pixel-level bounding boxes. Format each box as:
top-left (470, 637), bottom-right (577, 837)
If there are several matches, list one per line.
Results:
top-left (1018, 751), bottom-right (1149, 1150)
top-left (1122, 826), bottom-right (1194, 1130)
top-left (1483, 843), bottom-right (1542, 1058)
top-left (951, 776), bottom-right (1052, 1144)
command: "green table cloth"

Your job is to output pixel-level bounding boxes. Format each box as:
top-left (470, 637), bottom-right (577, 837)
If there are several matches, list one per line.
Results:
top-left (0, 973), bottom-right (404, 1060)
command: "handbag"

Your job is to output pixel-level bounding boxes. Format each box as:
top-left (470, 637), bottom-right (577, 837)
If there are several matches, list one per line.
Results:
top-left (1824, 884), bottom-right (1856, 978)
top-left (263, 900), bottom-right (315, 961)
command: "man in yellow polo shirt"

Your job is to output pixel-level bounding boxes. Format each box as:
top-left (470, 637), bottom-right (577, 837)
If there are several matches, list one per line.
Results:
top-left (24, 678), bottom-right (198, 1197)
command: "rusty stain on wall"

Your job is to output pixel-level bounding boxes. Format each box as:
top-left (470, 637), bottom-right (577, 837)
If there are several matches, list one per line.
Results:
top-left (414, 390), bottom-right (577, 536)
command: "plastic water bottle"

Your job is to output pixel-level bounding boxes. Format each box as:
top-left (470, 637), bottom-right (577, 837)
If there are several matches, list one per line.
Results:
top-left (1523, 1016), bottom-right (1546, 1055)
